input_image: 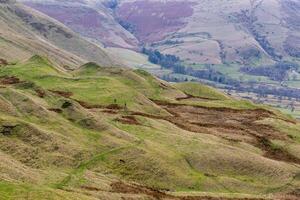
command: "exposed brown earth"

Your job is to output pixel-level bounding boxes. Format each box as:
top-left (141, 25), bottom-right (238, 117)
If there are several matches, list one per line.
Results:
top-left (0, 58), bottom-right (8, 66)
top-left (76, 99), bottom-right (123, 110)
top-left (48, 108), bottom-right (63, 113)
top-left (35, 88), bottom-right (46, 98)
top-left (49, 90), bottom-right (73, 98)
top-left (129, 100), bottom-right (300, 164)
top-left (176, 94), bottom-right (217, 101)
top-left (0, 76), bottom-right (21, 84)
top-left (115, 115), bottom-right (141, 125)
top-left (116, 0), bottom-right (195, 43)
top-left (56, 93), bottom-right (300, 165)
top-left (110, 181), bottom-right (267, 200)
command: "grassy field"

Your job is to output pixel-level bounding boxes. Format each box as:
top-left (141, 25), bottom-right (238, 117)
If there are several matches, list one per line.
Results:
top-left (0, 55), bottom-right (299, 199)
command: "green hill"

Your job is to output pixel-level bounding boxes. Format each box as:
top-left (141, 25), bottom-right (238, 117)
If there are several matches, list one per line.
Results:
top-left (0, 55), bottom-right (299, 199)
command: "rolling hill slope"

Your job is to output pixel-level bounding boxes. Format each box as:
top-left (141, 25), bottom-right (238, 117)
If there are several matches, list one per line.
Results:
top-left (0, 1), bottom-right (300, 199)
top-left (0, 0), bottom-right (116, 68)
top-left (0, 55), bottom-right (299, 199)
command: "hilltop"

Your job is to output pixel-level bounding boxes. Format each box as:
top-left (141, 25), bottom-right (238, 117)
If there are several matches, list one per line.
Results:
top-left (0, 55), bottom-right (299, 199)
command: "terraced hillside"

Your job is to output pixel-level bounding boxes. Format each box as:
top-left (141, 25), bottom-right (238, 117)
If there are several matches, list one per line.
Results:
top-left (0, 55), bottom-right (299, 199)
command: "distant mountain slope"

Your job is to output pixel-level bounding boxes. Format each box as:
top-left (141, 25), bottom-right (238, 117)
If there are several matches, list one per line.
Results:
top-left (20, 0), bottom-right (139, 49)
top-left (0, 0), bottom-right (116, 68)
top-left (115, 0), bottom-right (300, 66)
top-left (22, 0), bottom-right (300, 66)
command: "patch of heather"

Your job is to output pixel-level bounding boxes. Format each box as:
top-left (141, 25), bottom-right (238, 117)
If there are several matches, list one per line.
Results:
top-left (116, 0), bottom-right (195, 43)
top-left (24, 3), bottom-right (104, 28)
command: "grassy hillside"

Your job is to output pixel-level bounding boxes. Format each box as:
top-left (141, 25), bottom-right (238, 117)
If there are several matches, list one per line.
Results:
top-left (0, 55), bottom-right (299, 199)
top-left (0, 1), bottom-right (116, 68)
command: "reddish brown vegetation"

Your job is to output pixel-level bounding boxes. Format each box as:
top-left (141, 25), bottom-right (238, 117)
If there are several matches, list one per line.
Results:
top-left (130, 100), bottom-right (300, 164)
top-left (0, 58), bottom-right (8, 66)
top-left (111, 182), bottom-right (168, 199)
top-left (116, 1), bottom-right (194, 42)
top-left (115, 115), bottom-right (140, 125)
top-left (110, 181), bottom-right (266, 200)
top-left (50, 90), bottom-right (73, 98)
top-left (0, 76), bottom-right (21, 85)
top-left (25, 2), bottom-right (138, 48)
top-left (76, 100), bottom-right (123, 110)
top-left (35, 88), bottom-right (46, 98)
top-left (106, 104), bottom-right (122, 110)
top-left (101, 109), bottom-right (118, 114)
top-left (48, 108), bottom-right (63, 113)
top-left (176, 94), bottom-right (217, 101)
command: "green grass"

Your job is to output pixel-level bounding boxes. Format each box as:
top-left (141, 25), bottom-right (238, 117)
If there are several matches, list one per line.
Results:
top-left (0, 55), bottom-right (299, 199)
top-left (55, 143), bottom-right (137, 189)
top-left (174, 82), bottom-right (230, 100)
top-left (0, 181), bottom-right (93, 200)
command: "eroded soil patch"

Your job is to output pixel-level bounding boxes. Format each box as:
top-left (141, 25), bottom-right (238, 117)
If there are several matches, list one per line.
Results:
top-left (0, 58), bottom-right (8, 66)
top-left (110, 182), bottom-right (267, 200)
top-left (0, 76), bottom-right (21, 85)
top-left (35, 88), bottom-right (46, 98)
top-left (76, 99), bottom-right (123, 110)
top-left (176, 94), bottom-right (218, 101)
top-left (115, 115), bottom-right (140, 125)
top-left (132, 101), bottom-right (300, 164)
top-left (49, 90), bottom-right (73, 98)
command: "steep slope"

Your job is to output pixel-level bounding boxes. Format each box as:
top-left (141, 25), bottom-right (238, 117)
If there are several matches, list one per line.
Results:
top-left (0, 0), bottom-right (116, 68)
top-left (0, 55), bottom-right (299, 199)
top-left (20, 0), bottom-right (139, 49)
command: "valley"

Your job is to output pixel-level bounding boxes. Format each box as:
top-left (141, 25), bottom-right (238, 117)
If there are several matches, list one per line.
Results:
top-left (19, 0), bottom-right (300, 117)
top-left (0, 0), bottom-right (300, 199)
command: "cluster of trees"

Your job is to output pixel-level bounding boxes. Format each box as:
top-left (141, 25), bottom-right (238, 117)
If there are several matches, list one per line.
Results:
top-left (142, 48), bottom-right (185, 73)
top-left (228, 84), bottom-right (300, 99)
top-left (252, 30), bottom-right (282, 60)
top-left (241, 61), bottom-right (299, 82)
top-left (284, 39), bottom-right (300, 58)
top-left (118, 20), bottom-right (136, 34)
top-left (142, 48), bottom-right (240, 85)
top-left (103, 0), bottom-right (119, 9)
top-left (142, 48), bottom-right (300, 100)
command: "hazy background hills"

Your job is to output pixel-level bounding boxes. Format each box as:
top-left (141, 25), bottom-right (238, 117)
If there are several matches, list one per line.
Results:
top-left (20, 0), bottom-right (300, 65)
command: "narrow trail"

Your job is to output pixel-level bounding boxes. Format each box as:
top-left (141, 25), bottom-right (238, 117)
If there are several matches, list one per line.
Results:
top-left (55, 141), bottom-right (141, 189)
